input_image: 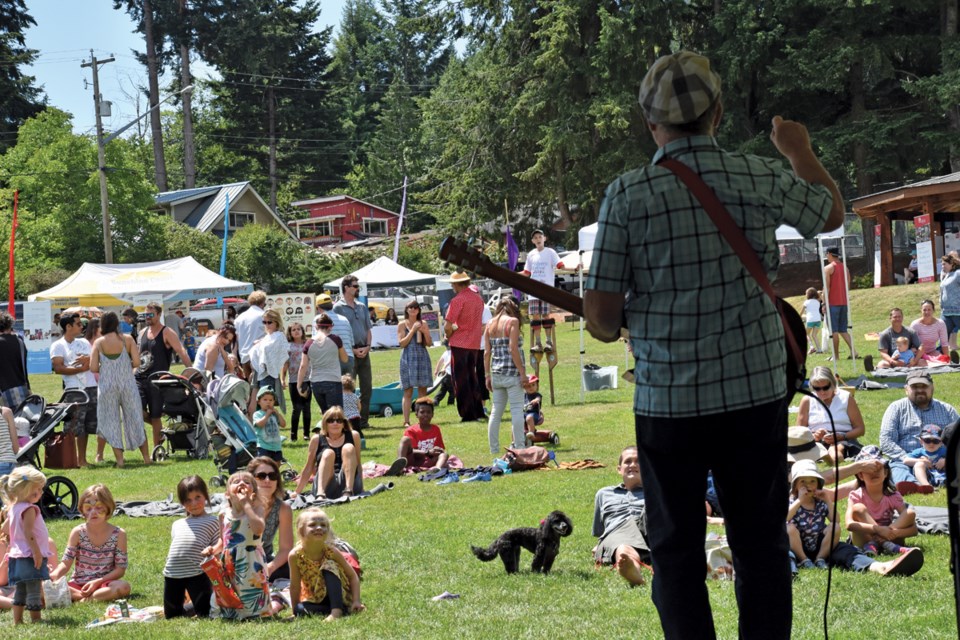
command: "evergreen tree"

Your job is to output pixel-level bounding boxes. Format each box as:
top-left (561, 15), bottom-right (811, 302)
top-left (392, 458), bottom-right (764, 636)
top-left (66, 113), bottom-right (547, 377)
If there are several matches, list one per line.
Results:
top-left (0, 0), bottom-right (44, 155)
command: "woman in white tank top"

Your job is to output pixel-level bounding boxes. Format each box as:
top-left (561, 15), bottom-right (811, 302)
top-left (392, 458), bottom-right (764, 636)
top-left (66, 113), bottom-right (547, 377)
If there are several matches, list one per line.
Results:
top-left (795, 366), bottom-right (866, 464)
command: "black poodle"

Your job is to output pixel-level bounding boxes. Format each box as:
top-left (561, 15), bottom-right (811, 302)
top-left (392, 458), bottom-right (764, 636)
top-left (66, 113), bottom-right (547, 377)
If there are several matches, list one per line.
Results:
top-left (470, 510), bottom-right (573, 574)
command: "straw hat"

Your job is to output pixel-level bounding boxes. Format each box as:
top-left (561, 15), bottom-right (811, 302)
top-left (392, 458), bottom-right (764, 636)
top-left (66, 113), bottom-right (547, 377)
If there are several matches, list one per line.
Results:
top-left (446, 271), bottom-right (472, 284)
top-left (786, 426), bottom-right (827, 462)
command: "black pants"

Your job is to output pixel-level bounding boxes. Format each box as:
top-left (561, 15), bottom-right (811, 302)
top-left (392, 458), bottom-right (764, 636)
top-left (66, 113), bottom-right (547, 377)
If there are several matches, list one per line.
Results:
top-left (635, 399), bottom-right (791, 640)
top-left (451, 347), bottom-right (484, 421)
top-left (164, 573), bottom-right (213, 619)
top-left (293, 569), bottom-right (344, 617)
top-left (353, 354), bottom-right (372, 429)
top-left (289, 381), bottom-right (312, 439)
top-left (433, 374), bottom-right (455, 405)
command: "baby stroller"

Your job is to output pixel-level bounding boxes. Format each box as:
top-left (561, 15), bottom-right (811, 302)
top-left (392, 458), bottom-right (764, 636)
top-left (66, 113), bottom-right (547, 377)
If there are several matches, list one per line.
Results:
top-left (205, 374), bottom-right (296, 487)
top-left (148, 368), bottom-right (211, 462)
top-left (12, 390), bottom-right (87, 519)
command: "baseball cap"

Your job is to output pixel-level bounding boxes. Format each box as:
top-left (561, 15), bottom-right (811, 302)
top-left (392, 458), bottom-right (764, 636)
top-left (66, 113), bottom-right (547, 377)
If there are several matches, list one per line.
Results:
top-left (905, 371), bottom-right (933, 386)
top-left (256, 386), bottom-right (277, 401)
top-left (638, 51), bottom-right (721, 125)
top-left (525, 375), bottom-right (539, 385)
top-left (854, 444), bottom-right (885, 463)
top-left (825, 247), bottom-right (840, 257)
top-left (921, 424), bottom-right (943, 440)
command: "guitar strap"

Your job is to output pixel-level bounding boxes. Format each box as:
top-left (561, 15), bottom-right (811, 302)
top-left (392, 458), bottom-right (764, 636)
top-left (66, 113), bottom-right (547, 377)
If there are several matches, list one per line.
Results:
top-left (657, 157), bottom-right (806, 372)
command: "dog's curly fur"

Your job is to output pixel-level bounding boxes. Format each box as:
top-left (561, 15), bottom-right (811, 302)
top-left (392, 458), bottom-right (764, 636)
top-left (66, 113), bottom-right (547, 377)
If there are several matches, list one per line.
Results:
top-left (470, 510), bottom-right (573, 573)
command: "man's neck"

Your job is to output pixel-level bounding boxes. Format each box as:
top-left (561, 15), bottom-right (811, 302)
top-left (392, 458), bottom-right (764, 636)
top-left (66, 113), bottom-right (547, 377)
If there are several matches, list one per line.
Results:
top-left (622, 480), bottom-right (642, 491)
top-left (913, 399), bottom-right (932, 411)
top-left (891, 323), bottom-right (903, 332)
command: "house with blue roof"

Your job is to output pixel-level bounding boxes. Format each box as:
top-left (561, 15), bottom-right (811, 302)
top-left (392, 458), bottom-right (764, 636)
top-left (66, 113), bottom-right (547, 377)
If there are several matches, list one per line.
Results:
top-left (153, 182), bottom-right (297, 240)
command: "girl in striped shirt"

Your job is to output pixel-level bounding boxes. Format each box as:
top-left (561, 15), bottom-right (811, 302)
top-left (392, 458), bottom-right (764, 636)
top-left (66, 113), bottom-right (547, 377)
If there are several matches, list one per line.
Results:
top-left (50, 484), bottom-right (130, 602)
top-left (163, 476), bottom-right (220, 619)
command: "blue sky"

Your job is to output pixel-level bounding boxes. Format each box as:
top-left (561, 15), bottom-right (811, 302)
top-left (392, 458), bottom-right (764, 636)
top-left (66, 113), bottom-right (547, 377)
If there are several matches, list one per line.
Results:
top-left (23, 0), bottom-right (346, 134)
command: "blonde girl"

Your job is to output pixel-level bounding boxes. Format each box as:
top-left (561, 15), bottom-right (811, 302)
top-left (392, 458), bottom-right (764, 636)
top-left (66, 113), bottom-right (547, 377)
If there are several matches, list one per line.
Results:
top-left (50, 484), bottom-right (130, 603)
top-left (201, 471), bottom-right (269, 620)
top-left (250, 309), bottom-right (288, 415)
top-left (294, 406), bottom-right (362, 498)
top-left (288, 508), bottom-right (363, 620)
top-left (845, 446), bottom-right (918, 556)
top-left (0, 467), bottom-right (50, 623)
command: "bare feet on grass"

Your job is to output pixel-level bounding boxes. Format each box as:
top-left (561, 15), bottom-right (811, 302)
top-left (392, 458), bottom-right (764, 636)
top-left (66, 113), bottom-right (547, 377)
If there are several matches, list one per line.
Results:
top-left (616, 554), bottom-right (646, 586)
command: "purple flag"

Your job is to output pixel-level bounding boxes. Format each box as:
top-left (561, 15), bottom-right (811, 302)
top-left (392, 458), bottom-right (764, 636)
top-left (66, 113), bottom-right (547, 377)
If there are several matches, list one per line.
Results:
top-left (505, 225), bottom-right (522, 300)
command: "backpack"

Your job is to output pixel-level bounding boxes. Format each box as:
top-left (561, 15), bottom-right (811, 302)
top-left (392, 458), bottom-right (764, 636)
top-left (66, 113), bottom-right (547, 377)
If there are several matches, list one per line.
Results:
top-left (504, 446), bottom-right (549, 471)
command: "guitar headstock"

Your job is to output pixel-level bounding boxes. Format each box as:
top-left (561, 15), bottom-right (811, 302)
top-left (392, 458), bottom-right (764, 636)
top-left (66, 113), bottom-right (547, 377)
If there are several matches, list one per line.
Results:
top-left (438, 236), bottom-right (496, 279)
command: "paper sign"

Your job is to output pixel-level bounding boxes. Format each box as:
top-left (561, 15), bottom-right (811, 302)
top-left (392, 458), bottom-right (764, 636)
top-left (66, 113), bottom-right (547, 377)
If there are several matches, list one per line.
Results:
top-left (874, 224), bottom-right (882, 288)
top-left (914, 214), bottom-right (935, 283)
top-left (22, 300), bottom-right (53, 374)
top-left (265, 293), bottom-right (316, 337)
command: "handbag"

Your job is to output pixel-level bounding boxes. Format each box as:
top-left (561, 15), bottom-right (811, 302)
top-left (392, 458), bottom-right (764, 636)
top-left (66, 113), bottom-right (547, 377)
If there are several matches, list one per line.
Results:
top-left (44, 432), bottom-right (79, 469)
top-left (658, 158), bottom-right (807, 400)
top-left (200, 555), bottom-right (244, 610)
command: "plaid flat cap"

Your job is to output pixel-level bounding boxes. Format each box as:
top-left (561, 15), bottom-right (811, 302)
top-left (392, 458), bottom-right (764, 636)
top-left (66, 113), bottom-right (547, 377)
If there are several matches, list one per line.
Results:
top-left (639, 51), bottom-right (721, 125)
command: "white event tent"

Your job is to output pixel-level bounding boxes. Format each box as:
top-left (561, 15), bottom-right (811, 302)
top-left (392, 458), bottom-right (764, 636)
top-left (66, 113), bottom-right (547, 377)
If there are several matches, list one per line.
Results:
top-left (323, 256), bottom-right (438, 292)
top-left (29, 257), bottom-right (253, 307)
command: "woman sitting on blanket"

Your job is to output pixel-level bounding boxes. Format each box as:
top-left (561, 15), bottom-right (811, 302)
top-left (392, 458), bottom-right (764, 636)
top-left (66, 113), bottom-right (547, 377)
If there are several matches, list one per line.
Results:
top-left (910, 299), bottom-right (952, 365)
top-left (796, 366), bottom-right (865, 464)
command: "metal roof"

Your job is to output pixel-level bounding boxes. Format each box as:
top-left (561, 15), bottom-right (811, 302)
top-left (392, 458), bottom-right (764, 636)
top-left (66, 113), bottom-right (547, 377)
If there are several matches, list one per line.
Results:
top-left (155, 182), bottom-right (296, 240)
top-left (850, 171), bottom-right (960, 203)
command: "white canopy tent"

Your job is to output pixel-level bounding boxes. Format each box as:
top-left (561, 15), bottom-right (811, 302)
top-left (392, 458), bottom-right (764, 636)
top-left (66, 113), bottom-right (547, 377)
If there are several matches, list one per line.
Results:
top-left (28, 257), bottom-right (253, 307)
top-left (323, 256), bottom-right (438, 292)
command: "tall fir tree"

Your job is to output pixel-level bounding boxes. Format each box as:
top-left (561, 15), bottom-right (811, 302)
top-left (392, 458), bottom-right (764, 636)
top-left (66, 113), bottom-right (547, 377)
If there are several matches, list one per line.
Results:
top-left (0, 0), bottom-right (44, 155)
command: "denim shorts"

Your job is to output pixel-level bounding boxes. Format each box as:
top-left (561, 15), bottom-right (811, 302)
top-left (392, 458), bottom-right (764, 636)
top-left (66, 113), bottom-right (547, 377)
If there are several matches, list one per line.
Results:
top-left (829, 305), bottom-right (848, 334)
top-left (943, 314), bottom-right (960, 336)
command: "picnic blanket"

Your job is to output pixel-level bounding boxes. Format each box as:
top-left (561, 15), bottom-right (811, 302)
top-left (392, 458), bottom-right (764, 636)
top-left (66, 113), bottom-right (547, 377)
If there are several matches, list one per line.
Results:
top-left (913, 505), bottom-right (949, 535)
top-left (362, 456), bottom-right (464, 479)
top-left (869, 364), bottom-right (960, 380)
top-left (114, 482), bottom-right (395, 517)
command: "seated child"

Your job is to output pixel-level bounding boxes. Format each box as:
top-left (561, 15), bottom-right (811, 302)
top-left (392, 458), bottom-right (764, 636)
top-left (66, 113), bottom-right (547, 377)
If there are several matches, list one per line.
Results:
top-left (253, 386), bottom-right (285, 462)
top-left (50, 484), bottom-right (131, 602)
top-left (522, 376), bottom-right (559, 446)
top-left (893, 336), bottom-right (916, 367)
top-left (786, 461), bottom-right (840, 569)
top-left (397, 398), bottom-right (448, 470)
top-left (288, 508), bottom-right (363, 620)
top-left (845, 446), bottom-right (918, 556)
top-left (163, 476), bottom-right (220, 619)
top-left (903, 424), bottom-right (946, 491)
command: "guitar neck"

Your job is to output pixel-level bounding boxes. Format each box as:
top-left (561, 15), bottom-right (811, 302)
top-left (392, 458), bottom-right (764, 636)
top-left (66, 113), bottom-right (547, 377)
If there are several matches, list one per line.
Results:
top-left (439, 237), bottom-right (584, 317)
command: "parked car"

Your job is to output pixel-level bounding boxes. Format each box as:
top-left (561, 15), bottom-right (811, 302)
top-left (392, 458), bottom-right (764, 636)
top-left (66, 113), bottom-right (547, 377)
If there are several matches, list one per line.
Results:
top-left (366, 287), bottom-right (436, 317)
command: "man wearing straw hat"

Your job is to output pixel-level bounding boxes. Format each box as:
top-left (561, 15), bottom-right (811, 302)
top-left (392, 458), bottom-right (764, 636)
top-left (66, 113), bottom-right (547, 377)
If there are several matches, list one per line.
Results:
top-left (443, 272), bottom-right (485, 421)
top-left (584, 50), bottom-right (844, 639)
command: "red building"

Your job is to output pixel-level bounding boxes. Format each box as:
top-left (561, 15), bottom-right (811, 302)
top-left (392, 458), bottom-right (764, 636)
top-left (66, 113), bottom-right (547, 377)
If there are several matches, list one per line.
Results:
top-left (290, 195), bottom-right (400, 247)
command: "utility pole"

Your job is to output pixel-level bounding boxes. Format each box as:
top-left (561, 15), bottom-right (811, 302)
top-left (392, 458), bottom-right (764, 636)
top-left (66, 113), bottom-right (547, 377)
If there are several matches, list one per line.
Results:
top-left (82, 50), bottom-right (115, 263)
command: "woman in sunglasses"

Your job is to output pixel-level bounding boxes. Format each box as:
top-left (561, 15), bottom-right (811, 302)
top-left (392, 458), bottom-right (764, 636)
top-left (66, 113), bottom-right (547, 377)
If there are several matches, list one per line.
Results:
top-left (293, 407), bottom-right (362, 499)
top-left (796, 366), bottom-right (866, 464)
top-left (246, 457), bottom-right (294, 589)
top-left (250, 309), bottom-right (288, 414)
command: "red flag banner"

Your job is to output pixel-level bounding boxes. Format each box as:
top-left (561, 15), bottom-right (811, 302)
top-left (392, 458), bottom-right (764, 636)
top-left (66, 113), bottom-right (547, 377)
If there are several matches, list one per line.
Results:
top-left (8, 190), bottom-right (17, 316)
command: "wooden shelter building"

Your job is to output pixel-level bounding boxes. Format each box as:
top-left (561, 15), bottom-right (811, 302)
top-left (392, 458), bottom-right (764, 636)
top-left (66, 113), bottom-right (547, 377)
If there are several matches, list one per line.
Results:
top-left (851, 172), bottom-right (960, 285)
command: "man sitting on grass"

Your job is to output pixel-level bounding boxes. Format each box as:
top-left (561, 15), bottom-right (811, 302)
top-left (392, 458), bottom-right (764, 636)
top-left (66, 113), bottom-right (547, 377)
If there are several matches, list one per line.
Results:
top-left (592, 446), bottom-right (649, 587)
top-left (396, 398), bottom-right (449, 471)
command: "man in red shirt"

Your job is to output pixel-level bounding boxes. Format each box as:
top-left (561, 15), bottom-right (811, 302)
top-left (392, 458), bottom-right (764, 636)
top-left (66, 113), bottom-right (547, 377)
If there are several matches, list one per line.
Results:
top-left (823, 247), bottom-right (856, 360)
top-left (443, 272), bottom-right (485, 421)
top-left (397, 398), bottom-right (449, 470)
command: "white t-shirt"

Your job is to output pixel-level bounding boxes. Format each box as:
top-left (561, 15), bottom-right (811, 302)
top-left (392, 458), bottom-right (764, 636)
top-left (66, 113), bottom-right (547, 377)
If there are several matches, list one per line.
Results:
top-left (50, 337), bottom-right (96, 389)
top-left (477, 304), bottom-right (493, 350)
top-left (803, 299), bottom-right (822, 323)
top-left (234, 305), bottom-right (265, 364)
top-left (526, 247), bottom-right (561, 301)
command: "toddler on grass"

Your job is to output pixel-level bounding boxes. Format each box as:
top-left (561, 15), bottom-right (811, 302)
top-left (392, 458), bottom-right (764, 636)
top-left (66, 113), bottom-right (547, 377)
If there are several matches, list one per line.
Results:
top-left (163, 475), bottom-right (220, 619)
top-left (288, 508), bottom-right (363, 620)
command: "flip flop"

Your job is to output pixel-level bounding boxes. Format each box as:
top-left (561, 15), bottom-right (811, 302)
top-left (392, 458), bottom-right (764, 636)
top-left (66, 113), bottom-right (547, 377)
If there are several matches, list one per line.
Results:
top-left (419, 467), bottom-right (448, 482)
top-left (879, 547), bottom-right (923, 577)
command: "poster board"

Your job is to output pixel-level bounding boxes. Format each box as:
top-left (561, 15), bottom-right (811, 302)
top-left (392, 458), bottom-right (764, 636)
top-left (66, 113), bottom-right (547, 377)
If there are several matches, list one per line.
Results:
top-left (421, 310), bottom-right (442, 344)
top-left (265, 292), bottom-right (316, 337)
top-left (914, 214), bottom-right (936, 283)
top-left (874, 224), bottom-right (882, 288)
top-left (23, 300), bottom-right (53, 375)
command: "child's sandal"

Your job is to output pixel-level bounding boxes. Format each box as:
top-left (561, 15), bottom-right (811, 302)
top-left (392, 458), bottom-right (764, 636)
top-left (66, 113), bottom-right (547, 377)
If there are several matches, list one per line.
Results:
top-left (342, 489), bottom-right (354, 498)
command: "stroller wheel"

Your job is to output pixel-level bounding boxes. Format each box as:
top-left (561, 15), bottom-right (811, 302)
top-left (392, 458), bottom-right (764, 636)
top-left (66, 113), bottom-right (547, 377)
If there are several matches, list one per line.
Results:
top-left (40, 476), bottom-right (79, 519)
top-left (151, 445), bottom-right (169, 462)
top-left (550, 433), bottom-right (560, 446)
top-left (281, 469), bottom-right (297, 483)
top-left (382, 405), bottom-right (394, 418)
top-left (210, 475), bottom-right (224, 488)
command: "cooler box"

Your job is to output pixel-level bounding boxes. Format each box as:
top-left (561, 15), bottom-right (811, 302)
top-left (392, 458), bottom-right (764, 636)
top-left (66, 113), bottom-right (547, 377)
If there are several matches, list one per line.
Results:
top-left (582, 366), bottom-right (618, 391)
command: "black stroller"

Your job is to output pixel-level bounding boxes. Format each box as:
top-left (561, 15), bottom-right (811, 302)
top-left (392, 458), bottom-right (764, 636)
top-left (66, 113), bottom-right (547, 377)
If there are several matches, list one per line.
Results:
top-left (148, 368), bottom-right (211, 462)
top-left (12, 390), bottom-right (87, 519)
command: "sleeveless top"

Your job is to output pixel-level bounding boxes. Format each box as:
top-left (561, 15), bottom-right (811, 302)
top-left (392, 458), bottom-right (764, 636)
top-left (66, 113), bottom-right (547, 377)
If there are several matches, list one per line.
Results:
top-left (807, 389), bottom-right (854, 435)
top-left (137, 325), bottom-right (172, 377)
top-left (292, 545), bottom-right (352, 604)
top-left (489, 335), bottom-right (524, 377)
top-left (314, 431), bottom-right (356, 473)
top-left (261, 498), bottom-right (283, 561)
top-left (63, 525), bottom-right (127, 585)
top-left (827, 262), bottom-right (847, 306)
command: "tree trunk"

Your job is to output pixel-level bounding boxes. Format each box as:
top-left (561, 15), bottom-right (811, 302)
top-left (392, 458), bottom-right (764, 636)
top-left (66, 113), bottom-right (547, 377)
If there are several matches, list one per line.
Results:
top-left (179, 0), bottom-right (196, 188)
top-left (554, 153), bottom-right (573, 227)
top-left (143, 0), bottom-right (167, 192)
top-left (268, 85), bottom-right (278, 212)
top-left (944, 0), bottom-right (960, 171)
top-left (850, 59), bottom-right (876, 272)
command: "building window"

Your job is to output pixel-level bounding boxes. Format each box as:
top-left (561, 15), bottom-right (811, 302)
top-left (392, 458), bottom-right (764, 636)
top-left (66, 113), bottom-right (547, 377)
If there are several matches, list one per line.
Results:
top-left (229, 212), bottom-right (255, 229)
top-left (299, 220), bottom-right (333, 239)
top-left (363, 218), bottom-right (387, 235)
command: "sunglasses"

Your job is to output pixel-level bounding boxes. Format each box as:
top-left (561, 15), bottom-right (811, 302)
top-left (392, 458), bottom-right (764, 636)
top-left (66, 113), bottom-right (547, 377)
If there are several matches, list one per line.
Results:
top-left (262, 320), bottom-right (275, 325)
top-left (145, 313), bottom-right (155, 319)
top-left (811, 384), bottom-right (832, 392)
top-left (254, 471), bottom-right (279, 481)
top-left (326, 418), bottom-right (345, 423)
top-left (921, 437), bottom-right (942, 444)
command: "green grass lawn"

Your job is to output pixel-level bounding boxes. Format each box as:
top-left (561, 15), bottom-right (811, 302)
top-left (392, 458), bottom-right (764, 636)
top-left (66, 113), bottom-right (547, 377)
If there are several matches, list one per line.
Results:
top-left (8, 282), bottom-right (959, 638)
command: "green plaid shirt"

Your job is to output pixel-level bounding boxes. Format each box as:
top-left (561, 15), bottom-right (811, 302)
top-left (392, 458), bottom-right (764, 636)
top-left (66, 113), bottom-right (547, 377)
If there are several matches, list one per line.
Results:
top-left (586, 136), bottom-right (832, 417)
